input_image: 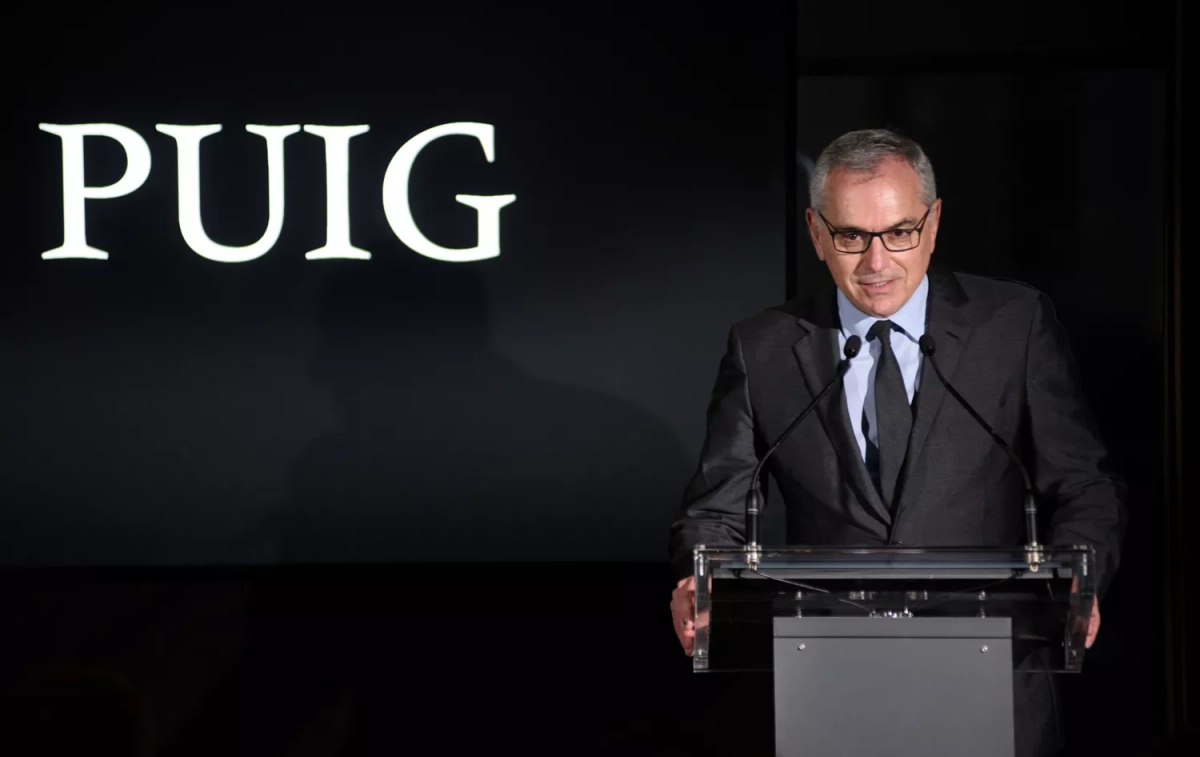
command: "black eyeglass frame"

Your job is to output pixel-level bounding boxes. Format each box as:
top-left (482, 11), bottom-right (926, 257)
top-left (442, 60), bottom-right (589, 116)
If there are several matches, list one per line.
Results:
top-left (816, 206), bottom-right (932, 254)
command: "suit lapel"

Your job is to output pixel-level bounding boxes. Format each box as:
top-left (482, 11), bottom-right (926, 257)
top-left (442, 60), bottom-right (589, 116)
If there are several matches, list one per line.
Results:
top-left (898, 267), bottom-right (971, 510)
top-left (792, 291), bottom-right (892, 529)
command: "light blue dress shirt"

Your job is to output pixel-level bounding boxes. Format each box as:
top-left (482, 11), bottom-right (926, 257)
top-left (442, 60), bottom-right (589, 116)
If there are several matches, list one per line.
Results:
top-left (836, 275), bottom-right (929, 462)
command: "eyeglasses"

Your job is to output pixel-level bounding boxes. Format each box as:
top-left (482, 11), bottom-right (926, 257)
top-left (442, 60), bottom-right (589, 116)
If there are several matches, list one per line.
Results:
top-left (817, 207), bottom-right (931, 254)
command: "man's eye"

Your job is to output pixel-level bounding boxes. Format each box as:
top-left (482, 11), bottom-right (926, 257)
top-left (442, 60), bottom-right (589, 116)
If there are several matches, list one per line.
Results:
top-left (886, 230), bottom-right (913, 240)
top-left (839, 232), bottom-right (860, 242)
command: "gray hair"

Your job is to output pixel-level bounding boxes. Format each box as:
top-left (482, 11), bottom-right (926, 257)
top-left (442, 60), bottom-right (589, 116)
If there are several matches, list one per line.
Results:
top-left (808, 129), bottom-right (937, 211)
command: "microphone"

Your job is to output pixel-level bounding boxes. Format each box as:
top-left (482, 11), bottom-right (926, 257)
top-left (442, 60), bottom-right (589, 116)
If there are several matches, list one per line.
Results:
top-left (917, 335), bottom-right (1044, 570)
top-left (745, 335), bottom-right (862, 568)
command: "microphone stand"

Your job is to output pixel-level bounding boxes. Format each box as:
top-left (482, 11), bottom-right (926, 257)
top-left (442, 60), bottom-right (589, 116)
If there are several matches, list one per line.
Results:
top-left (919, 335), bottom-right (1044, 571)
top-left (745, 336), bottom-right (862, 570)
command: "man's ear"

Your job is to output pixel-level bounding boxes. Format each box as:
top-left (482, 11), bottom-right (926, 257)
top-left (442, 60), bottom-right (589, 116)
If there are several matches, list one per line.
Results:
top-left (926, 198), bottom-right (943, 254)
top-left (805, 208), bottom-right (825, 262)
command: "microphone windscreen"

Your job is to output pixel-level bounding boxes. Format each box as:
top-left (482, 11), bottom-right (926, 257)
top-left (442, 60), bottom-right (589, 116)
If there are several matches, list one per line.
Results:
top-left (919, 334), bottom-right (937, 356)
top-left (844, 335), bottom-right (863, 359)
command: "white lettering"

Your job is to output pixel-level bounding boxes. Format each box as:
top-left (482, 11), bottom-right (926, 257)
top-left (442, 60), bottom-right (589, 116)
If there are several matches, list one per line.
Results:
top-left (38, 123), bottom-right (152, 260)
top-left (155, 123), bottom-right (300, 263)
top-left (381, 122), bottom-right (516, 263)
top-left (39, 122), bottom-right (516, 263)
top-left (302, 124), bottom-right (372, 260)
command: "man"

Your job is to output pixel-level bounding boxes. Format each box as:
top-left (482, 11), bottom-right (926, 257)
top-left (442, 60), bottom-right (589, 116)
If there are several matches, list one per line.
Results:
top-left (668, 129), bottom-right (1126, 756)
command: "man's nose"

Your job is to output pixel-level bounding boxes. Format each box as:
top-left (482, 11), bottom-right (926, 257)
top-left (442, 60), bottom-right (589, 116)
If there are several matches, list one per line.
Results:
top-left (857, 237), bottom-right (889, 272)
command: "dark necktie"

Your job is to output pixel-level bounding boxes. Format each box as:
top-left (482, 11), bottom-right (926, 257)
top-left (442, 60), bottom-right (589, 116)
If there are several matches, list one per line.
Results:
top-left (868, 319), bottom-right (912, 509)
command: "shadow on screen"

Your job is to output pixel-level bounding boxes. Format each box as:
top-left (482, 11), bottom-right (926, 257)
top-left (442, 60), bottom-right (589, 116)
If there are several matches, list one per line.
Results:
top-left (268, 253), bottom-right (690, 563)
top-left (158, 254), bottom-right (697, 755)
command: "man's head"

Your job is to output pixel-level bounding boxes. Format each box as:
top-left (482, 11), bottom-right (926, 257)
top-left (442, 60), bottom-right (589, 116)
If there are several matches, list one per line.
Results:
top-left (805, 129), bottom-right (942, 318)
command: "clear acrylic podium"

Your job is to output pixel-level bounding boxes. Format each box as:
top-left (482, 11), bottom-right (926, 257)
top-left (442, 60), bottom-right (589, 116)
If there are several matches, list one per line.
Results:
top-left (692, 546), bottom-right (1094, 757)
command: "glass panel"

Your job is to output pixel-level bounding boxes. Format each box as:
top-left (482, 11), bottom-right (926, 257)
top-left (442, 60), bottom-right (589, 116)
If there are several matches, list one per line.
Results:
top-left (692, 546), bottom-right (1094, 674)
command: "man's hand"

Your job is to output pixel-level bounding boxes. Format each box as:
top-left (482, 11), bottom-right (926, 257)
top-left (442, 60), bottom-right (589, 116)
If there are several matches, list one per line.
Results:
top-left (1070, 573), bottom-right (1102, 649)
top-left (1086, 598), bottom-right (1101, 649)
top-left (671, 575), bottom-right (712, 656)
top-left (671, 576), bottom-right (697, 655)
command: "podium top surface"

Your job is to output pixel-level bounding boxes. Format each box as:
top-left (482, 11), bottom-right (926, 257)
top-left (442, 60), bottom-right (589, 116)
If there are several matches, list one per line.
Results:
top-left (691, 545), bottom-right (1096, 673)
top-left (695, 545), bottom-right (1092, 578)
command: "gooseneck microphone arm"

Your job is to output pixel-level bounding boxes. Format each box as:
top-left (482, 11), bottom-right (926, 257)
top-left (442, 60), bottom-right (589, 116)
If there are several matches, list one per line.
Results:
top-left (917, 335), bottom-right (1044, 570)
top-left (744, 335), bottom-right (862, 568)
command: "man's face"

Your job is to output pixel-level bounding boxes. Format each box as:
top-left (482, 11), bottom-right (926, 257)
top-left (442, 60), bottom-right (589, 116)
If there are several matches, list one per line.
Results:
top-left (805, 158), bottom-right (941, 318)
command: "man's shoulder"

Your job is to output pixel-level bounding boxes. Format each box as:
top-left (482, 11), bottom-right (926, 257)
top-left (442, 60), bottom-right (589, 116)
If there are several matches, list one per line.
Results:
top-left (942, 270), bottom-right (1054, 332)
top-left (949, 270), bottom-right (1046, 307)
top-left (727, 270), bottom-right (1050, 339)
top-left (730, 295), bottom-right (823, 340)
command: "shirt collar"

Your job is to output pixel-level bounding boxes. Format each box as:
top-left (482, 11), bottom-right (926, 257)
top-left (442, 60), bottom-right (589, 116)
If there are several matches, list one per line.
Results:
top-left (836, 274), bottom-right (929, 342)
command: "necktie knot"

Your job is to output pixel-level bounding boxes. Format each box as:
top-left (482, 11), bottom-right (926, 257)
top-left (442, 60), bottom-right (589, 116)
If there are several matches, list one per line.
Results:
top-left (868, 319), bottom-right (895, 343)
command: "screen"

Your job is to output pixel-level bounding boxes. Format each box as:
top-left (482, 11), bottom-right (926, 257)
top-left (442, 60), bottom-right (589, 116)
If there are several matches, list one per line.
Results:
top-left (2, 1), bottom-right (789, 565)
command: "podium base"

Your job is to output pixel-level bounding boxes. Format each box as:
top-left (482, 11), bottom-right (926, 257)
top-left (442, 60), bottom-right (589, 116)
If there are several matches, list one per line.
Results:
top-left (773, 617), bottom-right (1015, 757)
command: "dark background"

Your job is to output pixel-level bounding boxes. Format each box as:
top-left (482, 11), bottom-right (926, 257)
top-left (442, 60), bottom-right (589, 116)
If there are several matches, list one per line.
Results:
top-left (791, 3), bottom-right (1180, 754)
top-left (0, 1), bottom-right (1187, 755)
top-left (2, 0), bottom-right (785, 566)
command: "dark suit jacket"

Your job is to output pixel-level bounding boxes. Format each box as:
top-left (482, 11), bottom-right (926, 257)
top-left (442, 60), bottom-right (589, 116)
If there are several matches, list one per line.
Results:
top-left (669, 267), bottom-right (1126, 596)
